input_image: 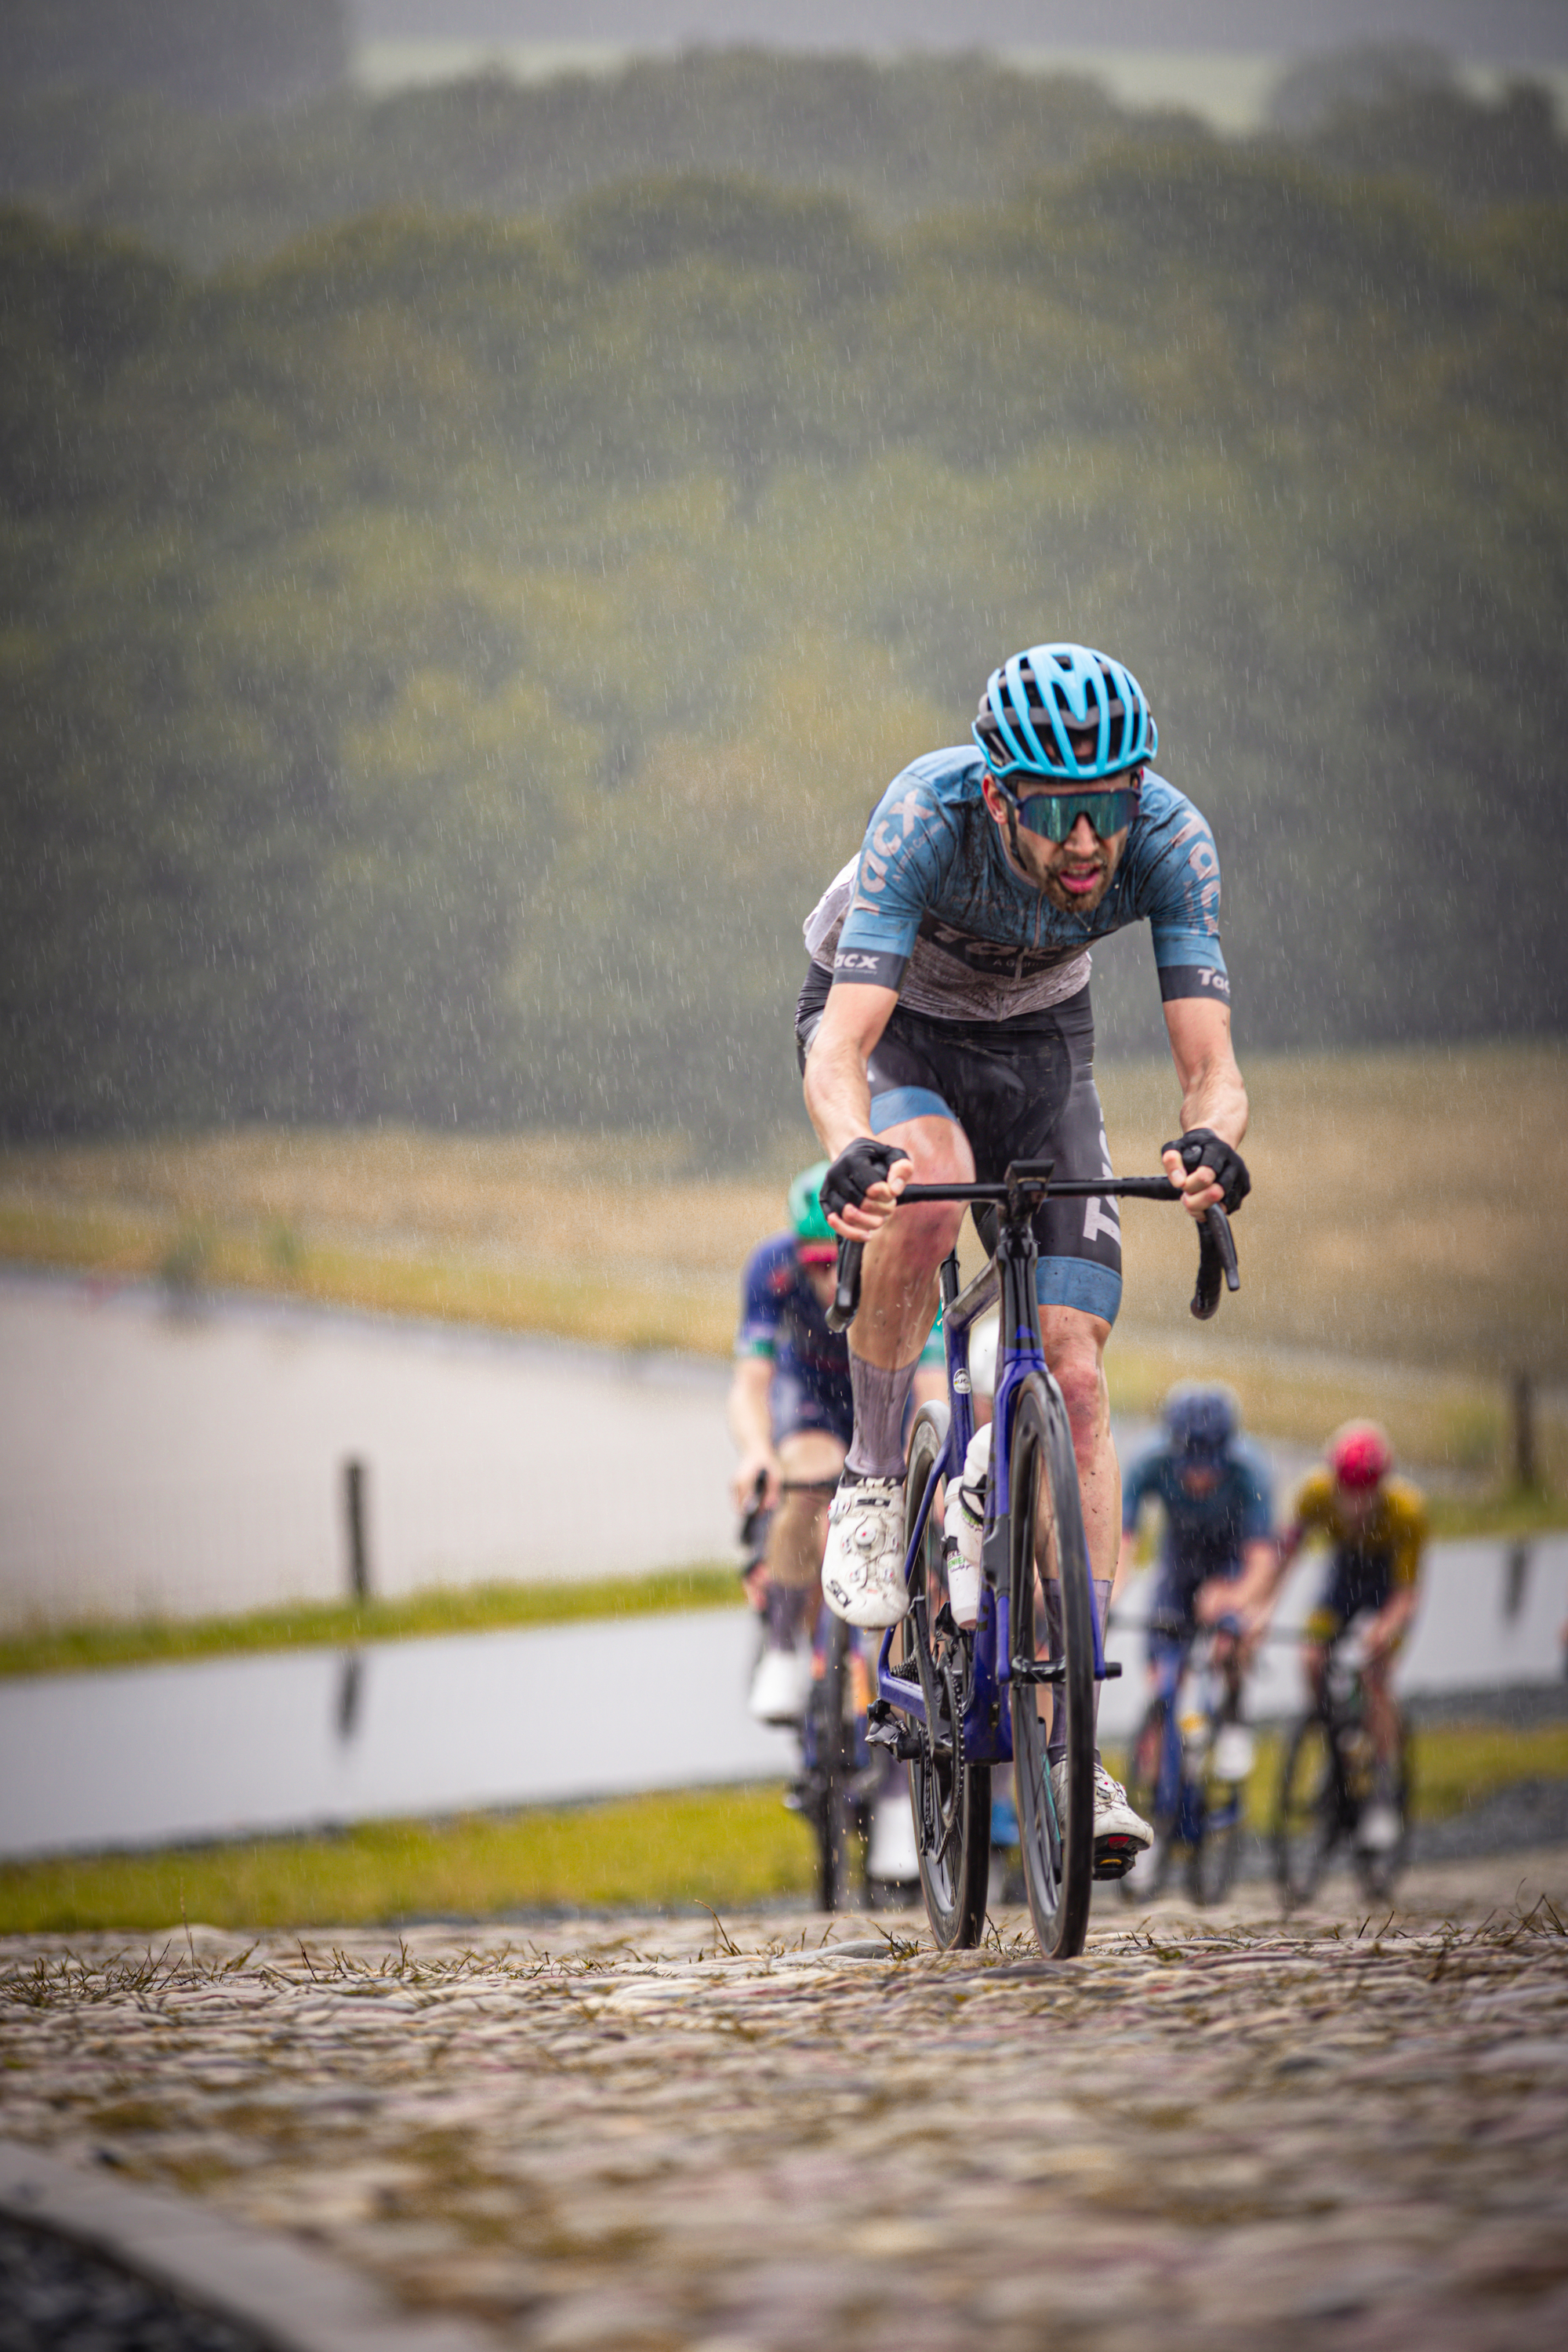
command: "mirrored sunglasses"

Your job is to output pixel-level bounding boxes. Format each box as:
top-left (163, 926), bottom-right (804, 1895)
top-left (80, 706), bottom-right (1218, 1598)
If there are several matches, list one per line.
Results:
top-left (1011, 778), bottom-right (1142, 841)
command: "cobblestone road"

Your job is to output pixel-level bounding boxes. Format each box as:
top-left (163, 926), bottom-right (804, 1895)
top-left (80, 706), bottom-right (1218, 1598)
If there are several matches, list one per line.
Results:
top-left (3, 1852), bottom-right (1567, 2352)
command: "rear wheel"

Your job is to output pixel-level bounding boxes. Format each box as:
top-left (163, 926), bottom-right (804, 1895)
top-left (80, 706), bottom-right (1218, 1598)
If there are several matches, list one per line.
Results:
top-left (1275, 1712), bottom-right (1339, 1907)
top-left (897, 1404), bottom-right (990, 1950)
top-left (1010, 1374), bottom-right (1096, 1959)
top-left (809, 1611), bottom-right (855, 1911)
top-left (1118, 1698), bottom-right (1176, 1905)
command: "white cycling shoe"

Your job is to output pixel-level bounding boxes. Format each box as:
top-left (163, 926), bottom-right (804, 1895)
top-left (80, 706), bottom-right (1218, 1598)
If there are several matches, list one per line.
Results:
top-left (748, 1642), bottom-right (811, 1726)
top-left (821, 1475), bottom-right (909, 1628)
top-left (1357, 1801), bottom-right (1403, 1854)
top-left (1051, 1759), bottom-right (1154, 1875)
top-left (866, 1783), bottom-right (921, 1884)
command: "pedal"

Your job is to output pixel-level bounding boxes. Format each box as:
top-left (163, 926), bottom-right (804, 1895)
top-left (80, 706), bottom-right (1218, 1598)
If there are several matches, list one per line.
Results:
top-left (1092, 1838), bottom-right (1142, 1882)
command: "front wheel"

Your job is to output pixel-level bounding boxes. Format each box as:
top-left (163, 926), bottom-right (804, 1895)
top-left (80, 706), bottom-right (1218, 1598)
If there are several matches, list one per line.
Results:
top-left (1189, 1772), bottom-right (1243, 1907)
top-left (1009, 1375), bottom-right (1096, 1959)
top-left (1353, 1714), bottom-right (1413, 1904)
top-left (1274, 1711), bottom-right (1339, 1907)
top-left (1118, 1697), bottom-right (1176, 1905)
top-left (897, 1403), bottom-right (990, 1950)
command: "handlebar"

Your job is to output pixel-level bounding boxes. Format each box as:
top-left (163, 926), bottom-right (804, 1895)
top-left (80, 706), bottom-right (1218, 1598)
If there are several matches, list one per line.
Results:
top-left (826, 1163), bottom-right (1240, 1334)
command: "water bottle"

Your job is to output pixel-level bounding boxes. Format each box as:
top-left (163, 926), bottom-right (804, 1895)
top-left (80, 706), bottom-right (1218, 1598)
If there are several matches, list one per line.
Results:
top-left (942, 1425), bottom-right (991, 1628)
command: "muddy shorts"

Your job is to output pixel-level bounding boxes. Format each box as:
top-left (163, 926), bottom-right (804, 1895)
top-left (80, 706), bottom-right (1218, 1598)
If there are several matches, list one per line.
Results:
top-left (796, 964), bottom-right (1123, 1325)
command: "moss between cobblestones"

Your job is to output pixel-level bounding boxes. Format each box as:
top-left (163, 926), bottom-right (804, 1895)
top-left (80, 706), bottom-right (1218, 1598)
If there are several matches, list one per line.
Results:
top-left (0, 1784), bottom-right (817, 1935)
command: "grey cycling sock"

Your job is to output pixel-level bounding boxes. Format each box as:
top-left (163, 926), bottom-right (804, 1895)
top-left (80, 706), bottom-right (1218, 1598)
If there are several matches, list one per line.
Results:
top-left (1046, 1577), bottom-right (1114, 1767)
top-left (844, 1352), bottom-right (920, 1481)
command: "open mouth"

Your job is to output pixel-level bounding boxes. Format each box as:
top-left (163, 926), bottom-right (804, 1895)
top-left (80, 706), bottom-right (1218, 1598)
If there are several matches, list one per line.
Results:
top-left (1058, 864), bottom-right (1105, 896)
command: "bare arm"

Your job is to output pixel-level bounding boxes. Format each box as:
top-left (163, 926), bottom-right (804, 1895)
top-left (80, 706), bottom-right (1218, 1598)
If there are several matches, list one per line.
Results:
top-left (801, 980), bottom-right (913, 1238)
top-left (727, 1356), bottom-right (779, 1511)
top-left (1160, 996), bottom-right (1250, 1218)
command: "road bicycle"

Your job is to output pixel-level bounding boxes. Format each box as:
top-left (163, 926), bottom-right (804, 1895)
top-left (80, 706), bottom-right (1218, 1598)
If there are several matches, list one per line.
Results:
top-left (830, 1157), bottom-right (1240, 1958)
top-left (1274, 1628), bottom-right (1413, 1906)
top-left (1117, 1616), bottom-right (1254, 1907)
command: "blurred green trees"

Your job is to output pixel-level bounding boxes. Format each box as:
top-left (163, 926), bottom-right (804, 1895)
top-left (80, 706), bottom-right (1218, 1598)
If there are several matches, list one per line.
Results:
top-left (2, 115), bottom-right (1565, 1145)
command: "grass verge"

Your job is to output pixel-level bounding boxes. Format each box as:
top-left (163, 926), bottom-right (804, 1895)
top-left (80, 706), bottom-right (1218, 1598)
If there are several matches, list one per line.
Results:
top-left (2, 1726), bottom-right (1564, 1936)
top-left (0, 1566), bottom-right (745, 1681)
top-left (1105, 1721), bottom-right (1568, 1838)
top-left (0, 1785), bottom-right (815, 1936)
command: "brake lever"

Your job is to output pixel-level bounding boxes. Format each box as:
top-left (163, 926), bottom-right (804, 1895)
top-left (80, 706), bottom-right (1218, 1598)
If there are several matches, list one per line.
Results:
top-left (1191, 1204), bottom-right (1240, 1321)
top-left (826, 1239), bottom-right (864, 1333)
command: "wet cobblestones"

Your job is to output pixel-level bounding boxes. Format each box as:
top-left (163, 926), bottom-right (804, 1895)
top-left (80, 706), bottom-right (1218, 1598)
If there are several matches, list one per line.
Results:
top-left (2, 1852), bottom-right (1566, 2351)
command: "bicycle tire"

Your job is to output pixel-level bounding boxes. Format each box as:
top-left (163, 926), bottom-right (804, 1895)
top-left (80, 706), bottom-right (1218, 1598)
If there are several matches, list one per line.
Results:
top-left (1117, 1697), bottom-right (1175, 1906)
top-left (1275, 1711), bottom-right (1339, 1907)
top-left (1010, 1374), bottom-right (1096, 1959)
top-left (1353, 1712), bottom-right (1414, 1904)
top-left (811, 1610), bottom-right (855, 1912)
top-left (897, 1403), bottom-right (990, 1950)
top-left (1189, 1775), bottom-right (1243, 1907)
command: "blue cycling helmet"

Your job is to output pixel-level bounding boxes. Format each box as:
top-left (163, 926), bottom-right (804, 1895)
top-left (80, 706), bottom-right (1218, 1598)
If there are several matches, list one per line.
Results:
top-left (1163, 1383), bottom-right (1238, 1457)
top-left (973, 643), bottom-right (1157, 782)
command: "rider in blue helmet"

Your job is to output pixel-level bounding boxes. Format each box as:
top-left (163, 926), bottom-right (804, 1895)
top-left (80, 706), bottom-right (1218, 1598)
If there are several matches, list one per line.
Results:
top-left (796, 638), bottom-right (1252, 1875)
top-left (1122, 1385), bottom-right (1276, 1737)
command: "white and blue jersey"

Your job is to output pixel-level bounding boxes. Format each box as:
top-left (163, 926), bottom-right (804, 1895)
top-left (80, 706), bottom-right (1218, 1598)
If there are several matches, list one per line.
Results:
top-left (803, 749), bottom-right (1228, 1027)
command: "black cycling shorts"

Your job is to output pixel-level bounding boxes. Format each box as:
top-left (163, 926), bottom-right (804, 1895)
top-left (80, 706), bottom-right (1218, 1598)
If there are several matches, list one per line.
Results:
top-left (1305, 1550), bottom-right (1398, 1645)
top-left (796, 963), bottom-right (1123, 1325)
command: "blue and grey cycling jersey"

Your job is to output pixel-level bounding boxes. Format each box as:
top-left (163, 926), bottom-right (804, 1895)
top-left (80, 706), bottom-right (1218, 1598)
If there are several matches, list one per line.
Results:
top-left (803, 748), bottom-right (1228, 1025)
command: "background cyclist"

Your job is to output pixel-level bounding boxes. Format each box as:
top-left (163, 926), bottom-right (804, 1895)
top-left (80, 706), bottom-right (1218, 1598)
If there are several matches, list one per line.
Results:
top-left (1120, 1383), bottom-right (1276, 1773)
top-left (728, 1162), bottom-right (942, 1726)
top-left (797, 639), bottom-right (1252, 1873)
top-left (1246, 1421), bottom-right (1425, 1853)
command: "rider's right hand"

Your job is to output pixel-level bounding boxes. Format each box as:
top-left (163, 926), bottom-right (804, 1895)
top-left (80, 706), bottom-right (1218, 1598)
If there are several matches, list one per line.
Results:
top-left (819, 1136), bottom-right (913, 1240)
top-left (731, 1449), bottom-right (781, 1515)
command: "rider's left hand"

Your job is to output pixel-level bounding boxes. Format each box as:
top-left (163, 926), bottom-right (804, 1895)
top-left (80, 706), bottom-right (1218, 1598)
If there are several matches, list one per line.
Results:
top-left (1162, 1127), bottom-right (1251, 1221)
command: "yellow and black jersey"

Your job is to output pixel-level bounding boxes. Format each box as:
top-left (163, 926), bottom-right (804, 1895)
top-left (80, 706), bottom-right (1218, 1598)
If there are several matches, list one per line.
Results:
top-left (1290, 1470), bottom-right (1426, 1591)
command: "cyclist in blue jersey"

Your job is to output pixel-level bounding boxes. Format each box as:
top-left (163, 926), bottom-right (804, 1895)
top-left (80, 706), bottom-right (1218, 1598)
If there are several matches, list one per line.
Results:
top-left (1121, 1385), bottom-right (1276, 1755)
top-left (728, 1163), bottom-right (942, 1726)
top-left (797, 642), bottom-right (1252, 1872)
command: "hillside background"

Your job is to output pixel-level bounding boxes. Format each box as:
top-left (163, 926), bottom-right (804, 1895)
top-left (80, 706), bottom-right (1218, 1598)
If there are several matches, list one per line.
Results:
top-left (2, 14), bottom-right (1566, 1154)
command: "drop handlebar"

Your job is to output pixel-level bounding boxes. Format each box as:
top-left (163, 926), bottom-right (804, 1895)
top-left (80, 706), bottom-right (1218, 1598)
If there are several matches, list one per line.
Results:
top-left (826, 1164), bottom-right (1240, 1334)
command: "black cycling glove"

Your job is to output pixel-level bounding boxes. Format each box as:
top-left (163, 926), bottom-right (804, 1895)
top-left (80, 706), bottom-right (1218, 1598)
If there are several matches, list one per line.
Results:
top-left (1162, 1126), bottom-right (1251, 1214)
top-left (820, 1137), bottom-right (904, 1220)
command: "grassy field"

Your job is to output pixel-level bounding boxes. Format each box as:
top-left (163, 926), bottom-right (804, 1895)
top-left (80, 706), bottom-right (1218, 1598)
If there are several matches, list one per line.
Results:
top-left (3, 1720), bottom-right (1563, 1935)
top-left (3, 1044), bottom-right (1566, 1486)
top-left (0, 1568), bottom-right (744, 1682)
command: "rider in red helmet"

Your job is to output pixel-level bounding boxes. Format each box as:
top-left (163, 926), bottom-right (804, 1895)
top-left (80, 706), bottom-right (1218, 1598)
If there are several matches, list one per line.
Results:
top-left (1246, 1421), bottom-right (1425, 1853)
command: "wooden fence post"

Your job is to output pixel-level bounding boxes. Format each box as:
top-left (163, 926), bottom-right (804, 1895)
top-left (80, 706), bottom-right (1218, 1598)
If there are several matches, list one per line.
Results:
top-left (343, 1458), bottom-right (371, 1602)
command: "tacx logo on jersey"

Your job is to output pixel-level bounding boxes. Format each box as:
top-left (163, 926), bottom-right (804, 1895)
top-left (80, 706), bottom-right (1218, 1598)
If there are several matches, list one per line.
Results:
top-left (835, 950), bottom-right (883, 975)
top-left (1198, 969), bottom-right (1231, 996)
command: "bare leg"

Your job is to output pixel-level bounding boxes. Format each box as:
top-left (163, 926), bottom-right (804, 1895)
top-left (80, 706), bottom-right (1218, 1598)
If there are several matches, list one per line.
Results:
top-left (849, 1112), bottom-right (972, 1370)
top-left (765, 1430), bottom-right (847, 1594)
top-left (1039, 1305), bottom-right (1119, 1585)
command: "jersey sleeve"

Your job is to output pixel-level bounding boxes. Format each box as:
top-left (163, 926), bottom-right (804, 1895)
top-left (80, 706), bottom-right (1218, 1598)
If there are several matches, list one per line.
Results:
top-left (830, 768), bottom-right (956, 993)
top-left (1236, 1448), bottom-right (1274, 1544)
top-left (1129, 781), bottom-right (1231, 1007)
top-left (1121, 1444), bottom-right (1163, 1534)
top-left (1387, 1481), bottom-right (1428, 1588)
top-left (735, 1239), bottom-right (785, 1358)
top-left (1290, 1467), bottom-right (1336, 1538)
